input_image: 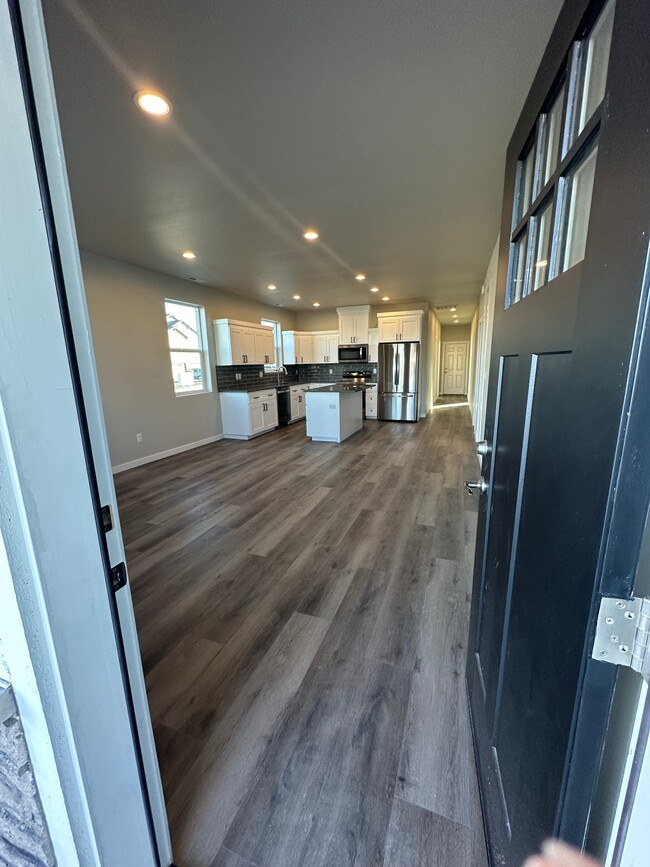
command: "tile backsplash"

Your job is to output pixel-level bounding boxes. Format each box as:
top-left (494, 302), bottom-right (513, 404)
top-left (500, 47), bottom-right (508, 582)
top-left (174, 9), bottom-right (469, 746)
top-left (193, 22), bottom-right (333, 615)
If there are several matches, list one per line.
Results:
top-left (216, 362), bottom-right (377, 391)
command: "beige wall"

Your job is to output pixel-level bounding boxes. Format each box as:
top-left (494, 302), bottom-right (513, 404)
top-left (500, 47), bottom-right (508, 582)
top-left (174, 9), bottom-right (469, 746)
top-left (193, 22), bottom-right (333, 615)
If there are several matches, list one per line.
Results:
top-left (82, 251), bottom-right (296, 470)
top-left (441, 324), bottom-right (472, 341)
top-left (294, 309), bottom-right (339, 330)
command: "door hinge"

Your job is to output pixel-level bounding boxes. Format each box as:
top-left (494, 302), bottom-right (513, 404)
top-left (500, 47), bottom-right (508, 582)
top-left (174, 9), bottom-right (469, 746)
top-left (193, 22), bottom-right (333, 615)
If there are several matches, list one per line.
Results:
top-left (592, 595), bottom-right (650, 680)
top-left (100, 504), bottom-right (114, 533)
top-left (110, 562), bottom-right (127, 593)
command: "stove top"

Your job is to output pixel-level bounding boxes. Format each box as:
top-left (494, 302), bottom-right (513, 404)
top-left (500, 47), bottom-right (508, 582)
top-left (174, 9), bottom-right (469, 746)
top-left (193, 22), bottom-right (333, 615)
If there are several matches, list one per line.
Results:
top-left (341, 370), bottom-right (373, 383)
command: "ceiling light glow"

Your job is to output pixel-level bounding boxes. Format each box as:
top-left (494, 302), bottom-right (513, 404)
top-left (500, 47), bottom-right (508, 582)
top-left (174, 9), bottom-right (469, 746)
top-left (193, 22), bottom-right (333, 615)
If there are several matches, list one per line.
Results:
top-left (303, 230), bottom-right (319, 241)
top-left (370, 287), bottom-right (379, 293)
top-left (355, 274), bottom-right (366, 281)
top-left (267, 284), bottom-right (277, 290)
top-left (181, 251), bottom-right (196, 260)
top-left (450, 306), bottom-right (457, 311)
top-left (313, 302), bottom-right (320, 307)
top-left (135, 91), bottom-right (172, 116)
top-left (382, 296), bottom-right (390, 301)
top-left (292, 294), bottom-right (301, 300)
top-left (535, 259), bottom-right (548, 267)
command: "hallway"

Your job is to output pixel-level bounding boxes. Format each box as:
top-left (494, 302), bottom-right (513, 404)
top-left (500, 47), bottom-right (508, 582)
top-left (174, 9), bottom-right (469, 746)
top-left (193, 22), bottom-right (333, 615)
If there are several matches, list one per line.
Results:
top-left (116, 403), bottom-right (486, 866)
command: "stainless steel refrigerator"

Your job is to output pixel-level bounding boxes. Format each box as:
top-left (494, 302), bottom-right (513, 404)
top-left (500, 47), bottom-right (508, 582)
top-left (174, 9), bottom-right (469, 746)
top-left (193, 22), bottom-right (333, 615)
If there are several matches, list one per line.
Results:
top-left (377, 341), bottom-right (420, 421)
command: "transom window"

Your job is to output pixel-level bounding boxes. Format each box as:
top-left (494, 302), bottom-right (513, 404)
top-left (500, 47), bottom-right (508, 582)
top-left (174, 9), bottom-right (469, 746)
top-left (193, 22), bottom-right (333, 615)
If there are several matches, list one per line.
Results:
top-left (165, 299), bottom-right (211, 395)
top-left (506, 0), bottom-right (615, 308)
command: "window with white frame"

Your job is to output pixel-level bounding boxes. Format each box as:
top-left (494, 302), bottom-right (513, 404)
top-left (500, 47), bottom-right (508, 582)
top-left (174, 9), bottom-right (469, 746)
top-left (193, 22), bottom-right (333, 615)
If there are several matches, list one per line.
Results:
top-left (261, 318), bottom-right (282, 369)
top-left (165, 299), bottom-right (211, 394)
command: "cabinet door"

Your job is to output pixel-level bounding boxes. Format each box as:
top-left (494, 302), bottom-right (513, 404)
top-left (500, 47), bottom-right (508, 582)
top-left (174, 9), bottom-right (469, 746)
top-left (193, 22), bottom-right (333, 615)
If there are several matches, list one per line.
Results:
top-left (338, 314), bottom-right (356, 344)
top-left (283, 333), bottom-right (298, 365)
top-left (254, 329), bottom-right (275, 365)
top-left (313, 335), bottom-right (328, 363)
top-left (368, 328), bottom-right (379, 362)
top-left (399, 316), bottom-right (421, 342)
top-left (264, 399), bottom-right (278, 429)
top-left (326, 335), bottom-right (339, 363)
top-left (290, 394), bottom-right (301, 420)
top-left (230, 326), bottom-right (247, 363)
top-left (378, 318), bottom-right (400, 342)
top-left (353, 314), bottom-right (369, 344)
top-left (297, 335), bottom-right (313, 364)
top-left (248, 401), bottom-right (266, 434)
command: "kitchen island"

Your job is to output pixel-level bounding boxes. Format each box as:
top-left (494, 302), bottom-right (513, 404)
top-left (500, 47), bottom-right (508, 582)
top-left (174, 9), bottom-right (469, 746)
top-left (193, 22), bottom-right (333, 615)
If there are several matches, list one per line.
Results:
top-left (305, 384), bottom-right (366, 443)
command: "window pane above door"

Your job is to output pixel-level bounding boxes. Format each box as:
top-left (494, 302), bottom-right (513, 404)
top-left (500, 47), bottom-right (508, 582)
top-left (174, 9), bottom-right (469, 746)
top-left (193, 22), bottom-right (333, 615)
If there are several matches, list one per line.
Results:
top-left (508, 230), bottom-right (528, 306)
top-left (560, 144), bottom-right (599, 272)
top-left (543, 86), bottom-right (565, 185)
top-left (578, 0), bottom-right (615, 135)
top-left (531, 202), bottom-right (553, 292)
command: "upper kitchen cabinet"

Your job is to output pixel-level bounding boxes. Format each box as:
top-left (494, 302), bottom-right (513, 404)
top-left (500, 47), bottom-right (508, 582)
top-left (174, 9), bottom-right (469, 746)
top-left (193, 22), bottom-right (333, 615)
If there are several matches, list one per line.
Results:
top-left (337, 305), bottom-right (371, 345)
top-left (282, 331), bottom-right (314, 365)
top-left (377, 310), bottom-right (424, 342)
top-left (368, 328), bottom-right (379, 362)
top-left (214, 319), bottom-right (275, 365)
top-left (312, 331), bottom-right (339, 363)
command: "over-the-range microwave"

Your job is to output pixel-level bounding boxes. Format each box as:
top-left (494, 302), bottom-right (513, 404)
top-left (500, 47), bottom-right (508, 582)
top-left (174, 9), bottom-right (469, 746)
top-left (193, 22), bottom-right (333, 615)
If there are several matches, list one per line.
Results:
top-left (338, 344), bottom-right (369, 363)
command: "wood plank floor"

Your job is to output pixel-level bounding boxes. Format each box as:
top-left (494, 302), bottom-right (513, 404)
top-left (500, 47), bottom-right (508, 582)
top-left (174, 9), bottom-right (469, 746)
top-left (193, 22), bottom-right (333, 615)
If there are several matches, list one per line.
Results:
top-left (115, 399), bottom-right (487, 867)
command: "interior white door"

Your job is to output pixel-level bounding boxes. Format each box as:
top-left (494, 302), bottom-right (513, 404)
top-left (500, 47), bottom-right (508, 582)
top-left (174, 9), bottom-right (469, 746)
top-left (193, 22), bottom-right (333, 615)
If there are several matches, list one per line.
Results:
top-left (442, 341), bottom-right (468, 394)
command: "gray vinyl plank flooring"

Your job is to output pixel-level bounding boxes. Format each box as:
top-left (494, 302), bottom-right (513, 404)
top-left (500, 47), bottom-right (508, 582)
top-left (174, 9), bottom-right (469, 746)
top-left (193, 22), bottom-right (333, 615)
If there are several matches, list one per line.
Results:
top-left (116, 400), bottom-right (485, 867)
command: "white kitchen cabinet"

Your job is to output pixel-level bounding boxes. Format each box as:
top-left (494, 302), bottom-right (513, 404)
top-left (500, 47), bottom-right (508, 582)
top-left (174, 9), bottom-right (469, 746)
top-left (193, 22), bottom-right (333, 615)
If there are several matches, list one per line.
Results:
top-left (368, 328), bottom-right (379, 363)
top-left (282, 331), bottom-right (314, 365)
top-left (336, 305), bottom-right (371, 345)
top-left (254, 328), bottom-right (275, 365)
top-left (290, 385), bottom-right (306, 421)
top-left (214, 319), bottom-right (275, 365)
top-left (365, 384), bottom-right (378, 419)
top-left (220, 389), bottom-right (278, 439)
top-left (312, 331), bottom-right (339, 363)
top-left (376, 310), bottom-right (424, 343)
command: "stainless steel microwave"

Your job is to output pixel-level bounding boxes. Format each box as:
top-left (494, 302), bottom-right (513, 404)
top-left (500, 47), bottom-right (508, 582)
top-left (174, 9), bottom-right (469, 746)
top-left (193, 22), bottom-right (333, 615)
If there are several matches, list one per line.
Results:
top-left (338, 344), bottom-right (369, 363)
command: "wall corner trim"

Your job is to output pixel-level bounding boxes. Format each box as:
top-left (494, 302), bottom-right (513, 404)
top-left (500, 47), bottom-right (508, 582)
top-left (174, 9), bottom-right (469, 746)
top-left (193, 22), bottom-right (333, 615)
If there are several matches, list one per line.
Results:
top-left (112, 435), bottom-right (225, 474)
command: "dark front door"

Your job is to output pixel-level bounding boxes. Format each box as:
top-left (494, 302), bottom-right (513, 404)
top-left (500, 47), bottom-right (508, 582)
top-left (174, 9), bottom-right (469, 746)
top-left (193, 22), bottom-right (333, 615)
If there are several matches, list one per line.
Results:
top-left (467, 1), bottom-right (650, 864)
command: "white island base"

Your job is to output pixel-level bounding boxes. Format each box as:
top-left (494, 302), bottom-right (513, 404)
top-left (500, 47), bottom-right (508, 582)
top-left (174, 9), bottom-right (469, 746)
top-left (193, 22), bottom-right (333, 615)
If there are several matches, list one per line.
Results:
top-left (305, 387), bottom-right (363, 443)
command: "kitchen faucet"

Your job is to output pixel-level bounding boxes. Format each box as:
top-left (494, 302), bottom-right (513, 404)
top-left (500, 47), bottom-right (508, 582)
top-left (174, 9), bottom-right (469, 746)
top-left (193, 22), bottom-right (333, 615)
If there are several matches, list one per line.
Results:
top-left (277, 365), bottom-right (288, 384)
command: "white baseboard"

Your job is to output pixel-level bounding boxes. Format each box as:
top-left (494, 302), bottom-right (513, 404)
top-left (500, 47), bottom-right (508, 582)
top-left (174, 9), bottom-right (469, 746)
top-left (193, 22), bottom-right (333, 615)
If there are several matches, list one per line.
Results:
top-left (112, 434), bottom-right (224, 474)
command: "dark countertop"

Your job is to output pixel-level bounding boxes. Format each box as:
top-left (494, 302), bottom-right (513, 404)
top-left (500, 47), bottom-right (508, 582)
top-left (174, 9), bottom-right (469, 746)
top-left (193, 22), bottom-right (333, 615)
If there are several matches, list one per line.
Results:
top-left (309, 384), bottom-right (369, 394)
top-left (218, 380), bottom-right (376, 394)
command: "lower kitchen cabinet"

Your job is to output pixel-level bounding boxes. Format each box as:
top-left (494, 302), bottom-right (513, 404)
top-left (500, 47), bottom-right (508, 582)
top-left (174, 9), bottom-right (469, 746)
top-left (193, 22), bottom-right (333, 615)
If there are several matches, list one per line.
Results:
top-left (365, 384), bottom-right (378, 419)
top-left (220, 389), bottom-right (278, 439)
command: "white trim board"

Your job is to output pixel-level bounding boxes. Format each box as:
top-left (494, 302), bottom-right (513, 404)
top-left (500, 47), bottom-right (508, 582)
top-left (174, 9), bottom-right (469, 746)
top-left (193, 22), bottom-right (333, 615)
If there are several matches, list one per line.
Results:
top-left (112, 435), bottom-right (224, 474)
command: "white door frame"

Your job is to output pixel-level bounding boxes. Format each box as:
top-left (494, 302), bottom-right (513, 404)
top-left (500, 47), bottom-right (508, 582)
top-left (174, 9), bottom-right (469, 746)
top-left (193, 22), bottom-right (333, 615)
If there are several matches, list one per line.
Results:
top-left (440, 340), bottom-right (469, 395)
top-left (1, 0), bottom-right (170, 863)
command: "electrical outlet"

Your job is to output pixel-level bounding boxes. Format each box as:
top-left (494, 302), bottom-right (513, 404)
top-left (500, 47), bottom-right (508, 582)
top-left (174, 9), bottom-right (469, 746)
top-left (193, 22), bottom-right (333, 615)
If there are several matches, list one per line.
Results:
top-left (329, 369), bottom-right (333, 374)
top-left (235, 372), bottom-right (242, 380)
top-left (136, 433), bottom-right (143, 443)
top-left (259, 371), bottom-right (264, 377)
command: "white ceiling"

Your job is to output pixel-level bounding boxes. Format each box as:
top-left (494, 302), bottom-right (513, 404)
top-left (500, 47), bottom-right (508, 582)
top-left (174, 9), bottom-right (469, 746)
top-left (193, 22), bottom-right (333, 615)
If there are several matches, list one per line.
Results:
top-left (43, 0), bottom-right (563, 324)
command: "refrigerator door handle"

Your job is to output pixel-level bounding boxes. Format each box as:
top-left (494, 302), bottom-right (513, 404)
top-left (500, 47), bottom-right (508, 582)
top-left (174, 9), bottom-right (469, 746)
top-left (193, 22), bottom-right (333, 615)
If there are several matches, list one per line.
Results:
top-left (395, 351), bottom-right (400, 387)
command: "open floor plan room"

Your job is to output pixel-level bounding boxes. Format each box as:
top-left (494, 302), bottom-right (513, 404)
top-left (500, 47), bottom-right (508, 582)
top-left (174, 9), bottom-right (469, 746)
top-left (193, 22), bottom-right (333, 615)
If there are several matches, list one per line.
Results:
top-left (117, 403), bottom-right (486, 867)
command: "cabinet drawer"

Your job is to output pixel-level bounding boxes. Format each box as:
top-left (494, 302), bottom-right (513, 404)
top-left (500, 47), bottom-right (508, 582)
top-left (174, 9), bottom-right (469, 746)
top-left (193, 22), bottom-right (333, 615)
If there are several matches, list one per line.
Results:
top-left (248, 389), bottom-right (267, 404)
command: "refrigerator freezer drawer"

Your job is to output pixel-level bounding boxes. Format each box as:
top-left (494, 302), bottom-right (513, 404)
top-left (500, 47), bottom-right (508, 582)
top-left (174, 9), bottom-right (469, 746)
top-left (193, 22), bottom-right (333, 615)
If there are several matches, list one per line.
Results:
top-left (378, 392), bottom-right (418, 422)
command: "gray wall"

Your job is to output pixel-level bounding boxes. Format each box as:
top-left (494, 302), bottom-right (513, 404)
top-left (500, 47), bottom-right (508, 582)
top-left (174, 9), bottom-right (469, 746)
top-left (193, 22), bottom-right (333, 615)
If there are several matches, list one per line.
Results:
top-left (82, 251), bottom-right (296, 469)
top-left (441, 324), bottom-right (471, 342)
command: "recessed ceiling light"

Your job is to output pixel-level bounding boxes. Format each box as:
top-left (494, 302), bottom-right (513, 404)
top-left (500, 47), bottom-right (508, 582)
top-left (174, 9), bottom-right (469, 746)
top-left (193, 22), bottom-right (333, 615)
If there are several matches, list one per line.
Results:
top-left (181, 251), bottom-right (196, 260)
top-left (292, 294), bottom-right (301, 300)
top-left (313, 302), bottom-right (320, 307)
top-left (303, 230), bottom-right (319, 241)
top-left (355, 274), bottom-right (366, 281)
top-left (267, 284), bottom-right (277, 290)
top-left (450, 306), bottom-right (457, 311)
top-left (135, 91), bottom-right (172, 116)
top-left (370, 287), bottom-right (379, 293)
top-left (382, 296), bottom-right (390, 301)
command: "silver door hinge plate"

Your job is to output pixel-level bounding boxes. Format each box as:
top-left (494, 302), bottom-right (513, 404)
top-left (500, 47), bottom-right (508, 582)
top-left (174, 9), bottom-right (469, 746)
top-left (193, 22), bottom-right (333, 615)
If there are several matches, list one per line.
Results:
top-left (592, 596), bottom-right (650, 680)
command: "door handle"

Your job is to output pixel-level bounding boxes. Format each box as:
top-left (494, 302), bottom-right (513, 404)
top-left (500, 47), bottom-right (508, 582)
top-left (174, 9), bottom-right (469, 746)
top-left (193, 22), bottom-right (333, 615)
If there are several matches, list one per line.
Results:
top-left (465, 477), bottom-right (488, 496)
top-left (476, 440), bottom-right (490, 457)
